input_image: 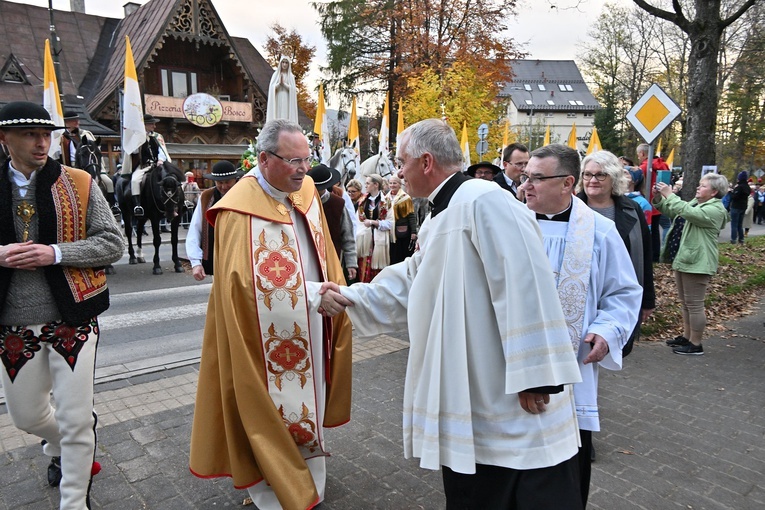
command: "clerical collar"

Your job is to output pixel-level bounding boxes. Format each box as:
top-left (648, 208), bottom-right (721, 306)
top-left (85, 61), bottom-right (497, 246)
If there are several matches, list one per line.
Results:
top-left (250, 167), bottom-right (289, 201)
top-left (428, 171), bottom-right (471, 218)
top-left (536, 200), bottom-right (572, 222)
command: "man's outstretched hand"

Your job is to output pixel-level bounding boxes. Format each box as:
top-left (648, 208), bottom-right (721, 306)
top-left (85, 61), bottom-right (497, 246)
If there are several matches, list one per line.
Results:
top-left (318, 281), bottom-right (354, 317)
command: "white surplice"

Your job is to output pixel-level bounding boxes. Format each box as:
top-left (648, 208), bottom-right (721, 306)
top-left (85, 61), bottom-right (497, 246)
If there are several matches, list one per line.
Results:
top-left (341, 178), bottom-right (582, 474)
top-left (537, 196), bottom-right (642, 432)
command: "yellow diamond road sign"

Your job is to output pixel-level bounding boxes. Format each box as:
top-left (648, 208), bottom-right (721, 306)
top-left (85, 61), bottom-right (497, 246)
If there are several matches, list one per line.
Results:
top-left (627, 84), bottom-right (681, 144)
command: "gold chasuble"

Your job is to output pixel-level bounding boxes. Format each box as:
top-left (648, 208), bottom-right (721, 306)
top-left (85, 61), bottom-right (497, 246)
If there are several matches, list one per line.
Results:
top-left (190, 175), bottom-right (352, 510)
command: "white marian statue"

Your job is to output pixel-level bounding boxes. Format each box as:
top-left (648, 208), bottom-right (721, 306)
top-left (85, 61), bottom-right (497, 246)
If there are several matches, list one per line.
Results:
top-left (266, 55), bottom-right (298, 123)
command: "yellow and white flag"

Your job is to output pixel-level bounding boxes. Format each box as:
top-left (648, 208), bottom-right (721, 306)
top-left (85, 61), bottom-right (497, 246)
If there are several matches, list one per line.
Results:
top-left (378, 92), bottom-right (390, 155)
top-left (461, 121), bottom-right (471, 170)
top-left (122, 36), bottom-right (146, 174)
top-left (665, 147), bottom-right (675, 169)
top-left (656, 138), bottom-right (663, 157)
top-left (543, 124), bottom-right (551, 146)
top-left (586, 126), bottom-right (602, 155)
top-left (567, 123), bottom-right (578, 150)
top-left (43, 39), bottom-right (64, 158)
top-left (313, 83), bottom-right (331, 164)
top-left (347, 96), bottom-right (361, 166)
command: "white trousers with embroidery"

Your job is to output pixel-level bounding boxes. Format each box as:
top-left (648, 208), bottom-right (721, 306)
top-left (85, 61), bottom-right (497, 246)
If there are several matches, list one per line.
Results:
top-left (1, 322), bottom-right (98, 510)
top-left (246, 456), bottom-right (326, 510)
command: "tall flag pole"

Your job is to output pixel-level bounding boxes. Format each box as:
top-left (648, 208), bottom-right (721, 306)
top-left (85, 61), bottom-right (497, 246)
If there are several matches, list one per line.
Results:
top-left (313, 84), bottom-right (331, 164)
top-left (378, 92), bottom-right (390, 155)
top-left (347, 96), bottom-right (361, 166)
top-left (461, 121), bottom-right (471, 170)
top-left (567, 123), bottom-right (578, 150)
top-left (122, 36), bottom-right (146, 174)
top-left (43, 39), bottom-right (64, 158)
top-left (543, 124), bottom-right (551, 146)
top-left (586, 126), bottom-right (602, 155)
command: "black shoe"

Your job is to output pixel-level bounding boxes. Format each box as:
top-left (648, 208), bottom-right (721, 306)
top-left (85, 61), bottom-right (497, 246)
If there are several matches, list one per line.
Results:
top-left (666, 335), bottom-right (690, 347)
top-left (47, 456), bottom-right (62, 487)
top-left (673, 343), bottom-right (704, 356)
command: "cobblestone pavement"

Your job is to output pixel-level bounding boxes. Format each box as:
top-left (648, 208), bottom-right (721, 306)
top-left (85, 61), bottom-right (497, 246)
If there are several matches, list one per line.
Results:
top-left (1, 307), bottom-right (764, 509)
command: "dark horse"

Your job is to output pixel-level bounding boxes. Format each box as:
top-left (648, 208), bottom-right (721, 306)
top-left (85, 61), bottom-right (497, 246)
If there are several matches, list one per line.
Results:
top-left (74, 135), bottom-right (117, 275)
top-left (115, 159), bottom-right (186, 275)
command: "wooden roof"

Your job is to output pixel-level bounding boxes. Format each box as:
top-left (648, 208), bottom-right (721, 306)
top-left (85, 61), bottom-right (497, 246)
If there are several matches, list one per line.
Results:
top-left (0, 1), bottom-right (111, 102)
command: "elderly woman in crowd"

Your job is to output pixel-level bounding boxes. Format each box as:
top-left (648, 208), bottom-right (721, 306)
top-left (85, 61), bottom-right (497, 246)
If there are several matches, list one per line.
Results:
top-left (576, 150), bottom-right (655, 355)
top-left (387, 175), bottom-right (418, 264)
top-left (346, 179), bottom-right (363, 211)
top-left (654, 173), bottom-right (729, 356)
top-left (356, 173), bottom-right (392, 282)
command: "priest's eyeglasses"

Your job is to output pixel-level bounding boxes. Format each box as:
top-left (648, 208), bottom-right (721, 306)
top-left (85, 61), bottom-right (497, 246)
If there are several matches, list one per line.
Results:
top-left (582, 172), bottom-right (609, 182)
top-left (519, 173), bottom-right (569, 185)
top-left (267, 151), bottom-right (312, 168)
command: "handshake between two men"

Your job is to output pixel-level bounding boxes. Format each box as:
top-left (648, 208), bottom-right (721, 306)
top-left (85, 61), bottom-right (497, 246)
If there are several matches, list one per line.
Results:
top-left (317, 281), bottom-right (353, 317)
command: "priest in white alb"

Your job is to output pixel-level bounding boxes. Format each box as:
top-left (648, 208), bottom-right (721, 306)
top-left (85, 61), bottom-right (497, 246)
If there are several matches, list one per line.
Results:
top-left (319, 119), bottom-right (584, 509)
top-left (520, 143), bottom-right (642, 508)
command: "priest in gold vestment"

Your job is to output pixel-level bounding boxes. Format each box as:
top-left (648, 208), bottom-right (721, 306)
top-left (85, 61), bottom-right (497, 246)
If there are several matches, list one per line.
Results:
top-left (189, 120), bottom-right (352, 510)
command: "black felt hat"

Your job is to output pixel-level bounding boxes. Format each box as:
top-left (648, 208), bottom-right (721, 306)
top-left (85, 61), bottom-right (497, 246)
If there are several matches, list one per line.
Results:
top-left (0, 101), bottom-right (65, 130)
top-left (63, 110), bottom-right (80, 120)
top-left (203, 160), bottom-right (244, 181)
top-left (466, 161), bottom-right (501, 177)
top-left (307, 164), bottom-right (341, 191)
top-left (143, 113), bottom-right (160, 124)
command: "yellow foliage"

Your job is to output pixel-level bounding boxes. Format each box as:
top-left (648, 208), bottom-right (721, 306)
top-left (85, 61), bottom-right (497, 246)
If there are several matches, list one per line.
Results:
top-left (402, 63), bottom-right (505, 162)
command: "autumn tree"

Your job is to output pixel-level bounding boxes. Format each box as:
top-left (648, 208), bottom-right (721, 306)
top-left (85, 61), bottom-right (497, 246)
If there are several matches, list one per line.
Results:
top-left (264, 23), bottom-right (318, 119)
top-left (403, 63), bottom-right (504, 162)
top-left (313, 0), bottom-right (522, 144)
top-left (632, 0), bottom-right (758, 200)
top-left (717, 11), bottom-right (765, 171)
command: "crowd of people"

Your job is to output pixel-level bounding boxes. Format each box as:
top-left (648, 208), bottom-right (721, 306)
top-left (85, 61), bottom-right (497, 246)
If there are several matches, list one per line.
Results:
top-left (0, 97), bottom-right (750, 510)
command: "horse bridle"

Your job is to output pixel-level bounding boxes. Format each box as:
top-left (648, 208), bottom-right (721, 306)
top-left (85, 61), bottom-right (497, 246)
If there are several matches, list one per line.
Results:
top-left (77, 144), bottom-right (100, 176)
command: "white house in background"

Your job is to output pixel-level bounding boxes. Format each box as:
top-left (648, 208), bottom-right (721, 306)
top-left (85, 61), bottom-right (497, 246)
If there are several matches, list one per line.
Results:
top-left (498, 59), bottom-right (600, 153)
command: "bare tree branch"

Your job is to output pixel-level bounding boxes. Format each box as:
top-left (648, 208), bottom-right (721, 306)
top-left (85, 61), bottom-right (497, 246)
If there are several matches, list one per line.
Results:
top-left (721, 0), bottom-right (758, 29)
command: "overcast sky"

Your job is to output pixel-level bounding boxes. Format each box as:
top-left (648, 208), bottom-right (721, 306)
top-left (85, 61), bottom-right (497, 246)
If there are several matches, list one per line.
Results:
top-left (15, 0), bottom-right (636, 112)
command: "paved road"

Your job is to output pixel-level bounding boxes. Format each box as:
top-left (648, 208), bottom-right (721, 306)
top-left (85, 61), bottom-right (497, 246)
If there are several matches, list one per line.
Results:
top-left (1, 227), bottom-right (764, 508)
top-left (1, 302), bottom-right (764, 509)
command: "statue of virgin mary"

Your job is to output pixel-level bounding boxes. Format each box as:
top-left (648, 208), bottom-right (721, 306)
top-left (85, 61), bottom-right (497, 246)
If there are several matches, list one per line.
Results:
top-left (266, 55), bottom-right (298, 123)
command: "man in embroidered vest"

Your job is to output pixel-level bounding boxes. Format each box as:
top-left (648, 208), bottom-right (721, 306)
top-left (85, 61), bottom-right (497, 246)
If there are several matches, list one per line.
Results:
top-left (189, 119), bottom-right (353, 510)
top-left (0, 101), bottom-right (125, 510)
top-left (185, 160), bottom-right (243, 281)
top-left (519, 143), bottom-right (642, 507)
top-left (319, 119), bottom-right (584, 509)
top-left (60, 111), bottom-right (114, 202)
top-left (307, 164), bottom-right (357, 281)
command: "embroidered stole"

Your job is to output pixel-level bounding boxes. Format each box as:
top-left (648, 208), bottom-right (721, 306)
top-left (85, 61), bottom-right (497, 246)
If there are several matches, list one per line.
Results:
top-left (251, 193), bottom-right (328, 458)
top-left (56, 166), bottom-right (108, 303)
top-left (556, 198), bottom-right (595, 355)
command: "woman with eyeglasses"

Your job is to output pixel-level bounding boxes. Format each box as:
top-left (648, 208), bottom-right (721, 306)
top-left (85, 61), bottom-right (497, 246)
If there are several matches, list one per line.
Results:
top-left (576, 151), bottom-right (655, 356)
top-left (355, 173), bottom-right (392, 282)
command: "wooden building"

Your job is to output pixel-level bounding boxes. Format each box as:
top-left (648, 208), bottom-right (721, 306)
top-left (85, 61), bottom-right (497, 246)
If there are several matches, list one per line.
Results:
top-left (0, 0), bottom-right (310, 182)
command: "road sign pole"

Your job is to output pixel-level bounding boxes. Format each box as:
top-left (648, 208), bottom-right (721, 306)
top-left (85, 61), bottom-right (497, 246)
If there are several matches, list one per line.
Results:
top-left (644, 143), bottom-right (655, 204)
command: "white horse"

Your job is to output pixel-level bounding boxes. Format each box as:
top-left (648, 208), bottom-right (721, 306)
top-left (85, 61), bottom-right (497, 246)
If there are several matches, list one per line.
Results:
top-left (358, 153), bottom-right (395, 192)
top-left (328, 146), bottom-right (359, 186)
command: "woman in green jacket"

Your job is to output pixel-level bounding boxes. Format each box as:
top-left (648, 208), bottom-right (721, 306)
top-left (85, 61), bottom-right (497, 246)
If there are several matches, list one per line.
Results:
top-left (652, 173), bottom-right (729, 356)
